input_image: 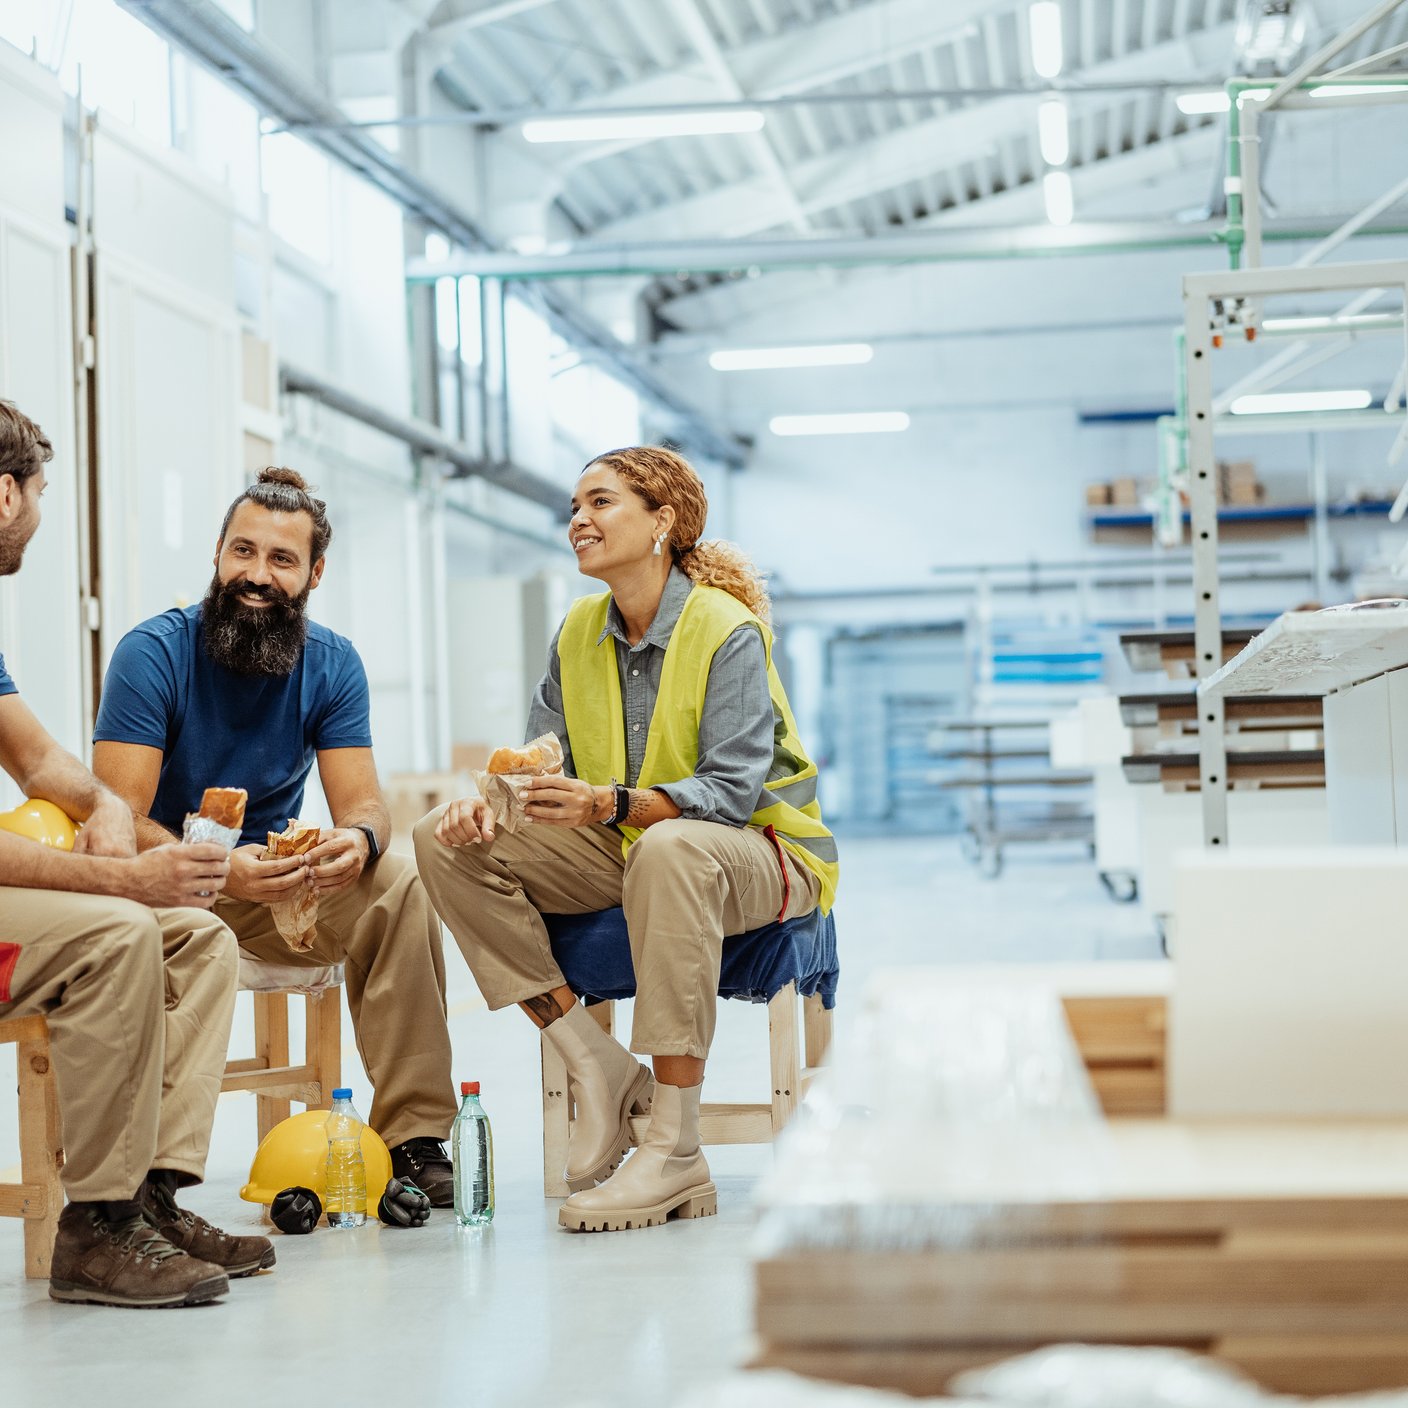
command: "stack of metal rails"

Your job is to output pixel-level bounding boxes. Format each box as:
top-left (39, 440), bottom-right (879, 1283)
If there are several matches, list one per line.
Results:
top-left (928, 719), bottom-right (1092, 878)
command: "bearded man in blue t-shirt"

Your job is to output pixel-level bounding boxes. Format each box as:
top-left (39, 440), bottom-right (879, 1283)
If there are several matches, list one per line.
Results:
top-left (94, 468), bottom-right (457, 1204)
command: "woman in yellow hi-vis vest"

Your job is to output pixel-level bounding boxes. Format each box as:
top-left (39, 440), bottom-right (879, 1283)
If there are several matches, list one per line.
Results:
top-left (415, 445), bottom-right (838, 1233)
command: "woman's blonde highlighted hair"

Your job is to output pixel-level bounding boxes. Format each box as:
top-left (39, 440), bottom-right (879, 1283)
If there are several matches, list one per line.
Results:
top-left (585, 445), bottom-right (771, 622)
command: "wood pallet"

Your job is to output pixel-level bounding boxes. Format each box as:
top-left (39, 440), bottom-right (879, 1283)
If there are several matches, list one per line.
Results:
top-left (1063, 992), bottom-right (1166, 1117)
top-left (753, 1120), bottom-right (1408, 1396)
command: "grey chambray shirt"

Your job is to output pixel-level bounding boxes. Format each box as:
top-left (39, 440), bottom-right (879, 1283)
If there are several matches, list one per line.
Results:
top-left (526, 567), bottom-right (775, 825)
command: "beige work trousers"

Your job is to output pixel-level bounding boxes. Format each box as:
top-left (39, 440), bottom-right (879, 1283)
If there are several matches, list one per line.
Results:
top-left (413, 813), bottom-right (821, 1059)
top-left (215, 852), bottom-right (456, 1147)
top-left (0, 888), bottom-right (237, 1201)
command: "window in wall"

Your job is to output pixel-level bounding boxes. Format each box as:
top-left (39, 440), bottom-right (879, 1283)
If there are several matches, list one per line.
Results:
top-left (52, 0), bottom-right (173, 147)
top-left (549, 339), bottom-right (641, 462)
top-left (261, 130), bottom-right (333, 264)
top-left (172, 54), bottom-right (262, 219)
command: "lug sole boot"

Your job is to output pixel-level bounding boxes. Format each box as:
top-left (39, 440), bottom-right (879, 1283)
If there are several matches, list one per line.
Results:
top-left (558, 1082), bottom-right (717, 1233)
top-left (544, 1001), bottom-right (656, 1193)
top-left (141, 1176), bottom-right (276, 1278)
top-left (49, 1202), bottom-right (230, 1308)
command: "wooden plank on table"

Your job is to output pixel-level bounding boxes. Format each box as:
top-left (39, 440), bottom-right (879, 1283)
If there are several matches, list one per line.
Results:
top-left (1087, 1066), bottom-right (1166, 1116)
top-left (1063, 994), bottom-right (1166, 1060)
top-left (1216, 1335), bottom-right (1408, 1395)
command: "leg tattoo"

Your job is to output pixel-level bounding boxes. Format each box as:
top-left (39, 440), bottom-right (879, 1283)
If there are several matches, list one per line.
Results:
top-left (521, 991), bottom-right (567, 1029)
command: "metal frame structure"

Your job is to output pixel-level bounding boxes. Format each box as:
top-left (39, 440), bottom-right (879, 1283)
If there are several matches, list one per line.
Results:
top-left (1184, 256), bottom-right (1408, 849)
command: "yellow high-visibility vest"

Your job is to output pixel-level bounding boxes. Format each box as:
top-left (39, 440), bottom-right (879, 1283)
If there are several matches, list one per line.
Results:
top-left (557, 585), bottom-right (839, 914)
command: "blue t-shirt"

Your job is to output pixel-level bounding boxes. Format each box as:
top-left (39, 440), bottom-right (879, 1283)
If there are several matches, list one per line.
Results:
top-left (0, 652), bottom-right (15, 697)
top-left (93, 605), bottom-right (373, 847)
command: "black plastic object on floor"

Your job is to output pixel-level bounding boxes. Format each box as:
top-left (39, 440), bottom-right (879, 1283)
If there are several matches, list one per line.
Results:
top-left (270, 1185), bottom-right (322, 1235)
top-left (378, 1177), bottom-right (431, 1228)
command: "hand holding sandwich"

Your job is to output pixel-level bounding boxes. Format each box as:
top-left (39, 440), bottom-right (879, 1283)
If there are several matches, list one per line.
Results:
top-left (224, 844), bottom-right (311, 904)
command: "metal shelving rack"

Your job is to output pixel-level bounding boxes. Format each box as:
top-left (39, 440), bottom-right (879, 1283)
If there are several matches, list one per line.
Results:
top-left (1179, 4), bottom-right (1408, 846)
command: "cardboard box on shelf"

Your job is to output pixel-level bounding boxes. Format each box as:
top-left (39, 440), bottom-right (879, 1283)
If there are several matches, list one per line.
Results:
top-left (451, 742), bottom-right (491, 773)
top-left (1084, 482), bottom-right (1112, 507)
top-left (1109, 476), bottom-right (1141, 507)
top-left (383, 770), bottom-right (470, 854)
top-left (1218, 459), bottom-right (1264, 505)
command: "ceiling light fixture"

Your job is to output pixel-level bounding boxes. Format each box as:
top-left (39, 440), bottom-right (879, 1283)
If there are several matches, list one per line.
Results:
top-left (1175, 87), bottom-right (1272, 115)
top-left (770, 411), bottom-right (910, 436)
top-left (1229, 389), bottom-right (1373, 414)
top-left (1042, 169), bottom-right (1074, 226)
top-left (710, 343), bottom-right (874, 371)
top-left (522, 110), bottom-right (765, 143)
top-left (1037, 97), bottom-right (1070, 166)
top-left (1029, 2), bottom-right (1064, 80)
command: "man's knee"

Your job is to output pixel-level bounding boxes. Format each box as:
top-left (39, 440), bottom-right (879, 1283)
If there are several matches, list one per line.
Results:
top-left (85, 902), bottom-right (167, 982)
top-left (412, 805), bottom-right (449, 866)
top-left (625, 818), bottom-right (718, 878)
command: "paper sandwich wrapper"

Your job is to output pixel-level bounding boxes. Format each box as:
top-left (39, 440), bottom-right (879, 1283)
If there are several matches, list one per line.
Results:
top-left (470, 732), bottom-right (565, 834)
top-left (265, 819), bottom-right (321, 952)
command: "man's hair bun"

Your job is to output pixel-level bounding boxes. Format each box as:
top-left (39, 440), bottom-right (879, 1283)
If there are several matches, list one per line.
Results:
top-left (257, 466), bottom-right (310, 492)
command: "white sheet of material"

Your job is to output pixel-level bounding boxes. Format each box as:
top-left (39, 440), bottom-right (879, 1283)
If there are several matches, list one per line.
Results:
top-left (1170, 848), bottom-right (1408, 1117)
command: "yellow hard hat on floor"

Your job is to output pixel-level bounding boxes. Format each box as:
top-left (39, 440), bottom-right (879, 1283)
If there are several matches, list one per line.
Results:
top-left (0, 798), bottom-right (78, 851)
top-left (240, 1109), bottom-right (392, 1216)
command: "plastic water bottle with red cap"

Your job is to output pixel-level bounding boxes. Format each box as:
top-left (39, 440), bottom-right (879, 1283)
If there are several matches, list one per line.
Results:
top-left (452, 1081), bottom-right (494, 1226)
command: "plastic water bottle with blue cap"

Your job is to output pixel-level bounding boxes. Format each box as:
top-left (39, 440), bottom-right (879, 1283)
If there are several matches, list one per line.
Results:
top-left (324, 1088), bottom-right (366, 1228)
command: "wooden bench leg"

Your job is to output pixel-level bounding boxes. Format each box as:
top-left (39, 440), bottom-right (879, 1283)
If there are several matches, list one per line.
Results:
top-left (307, 989), bottom-right (341, 1109)
top-left (804, 991), bottom-right (832, 1069)
top-left (18, 1030), bottom-right (63, 1278)
top-left (541, 1032), bottom-right (570, 1198)
top-left (768, 983), bottom-right (801, 1137)
top-left (254, 991), bottom-right (291, 1145)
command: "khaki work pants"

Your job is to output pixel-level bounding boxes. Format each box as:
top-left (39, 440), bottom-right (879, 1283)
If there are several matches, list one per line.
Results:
top-left (0, 889), bottom-right (237, 1201)
top-left (216, 852), bottom-right (456, 1147)
top-left (413, 813), bottom-right (821, 1059)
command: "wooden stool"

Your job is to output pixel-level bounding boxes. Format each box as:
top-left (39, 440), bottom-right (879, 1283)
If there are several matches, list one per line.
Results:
top-left (541, 982), bottom-right (833, 1198)
top-left (221, 959), bottom-right (344, 1144)
top-left (0, 1014), bottom-right (64, 1278)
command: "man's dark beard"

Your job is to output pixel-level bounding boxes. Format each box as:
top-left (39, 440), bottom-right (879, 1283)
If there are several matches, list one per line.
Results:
top-left (201, 573), bottom-right (310, 676)
top-left (0, 507), bottom-right (38, 576)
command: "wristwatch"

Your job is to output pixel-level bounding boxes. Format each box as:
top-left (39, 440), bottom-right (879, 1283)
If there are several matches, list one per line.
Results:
top-left (355, 824), bottom-right (381, 863)
top-left (610, 781), bottom-right (631, 825)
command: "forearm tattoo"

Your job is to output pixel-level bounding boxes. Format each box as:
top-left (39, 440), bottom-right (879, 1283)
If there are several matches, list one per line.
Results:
top-left (521, 991), bottom-right (566, 1029)
top-left (625, 789), bottom-right (653, 825)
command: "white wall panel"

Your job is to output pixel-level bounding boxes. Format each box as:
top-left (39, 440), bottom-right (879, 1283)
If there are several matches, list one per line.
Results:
top-left (0, 46), bottom-right (82, 788)
top-left (92, 123), bottom-right (240, 658)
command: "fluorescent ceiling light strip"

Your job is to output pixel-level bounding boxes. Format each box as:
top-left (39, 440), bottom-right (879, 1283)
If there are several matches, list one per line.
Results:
top-left (1175, 87), bottom-right (1272, 114)
top-left (1037, 98), bottom-right (1069, 166)
top-left (1029, 2), bottom-right (1063, 79)
top-left (1042, 169), bottom-right (1074, 227)
top-left (770, 411), bottom-right (910, 436)
top-left (522, 110), bottom-right (765, 142)
top-left (710, 343), bottom-right (873, 371)
top-left (1310, 83), bottom-right (1407, 98)
top-left (1229, 389), bottom-right (1373, 414)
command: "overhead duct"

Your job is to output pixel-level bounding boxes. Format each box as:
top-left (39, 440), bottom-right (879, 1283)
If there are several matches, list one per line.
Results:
top-left (116, 0), bottom-right (749, 471)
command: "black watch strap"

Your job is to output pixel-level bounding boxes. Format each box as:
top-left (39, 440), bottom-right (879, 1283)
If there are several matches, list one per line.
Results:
top-left (611, 782), bottom-right (631, 825)
top-left (356, 824), bottom-right (381, 862)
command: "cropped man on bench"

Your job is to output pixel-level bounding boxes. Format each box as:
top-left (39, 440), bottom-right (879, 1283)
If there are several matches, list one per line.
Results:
top-left (0, 400), bottom-right (269, 1308)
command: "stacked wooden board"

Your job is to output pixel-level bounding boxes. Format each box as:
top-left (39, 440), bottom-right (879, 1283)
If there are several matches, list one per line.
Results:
top-left (1062, 992), bottom-right (1165, 1117)
top-left (752, 1120), bottom-right (1408, 1396)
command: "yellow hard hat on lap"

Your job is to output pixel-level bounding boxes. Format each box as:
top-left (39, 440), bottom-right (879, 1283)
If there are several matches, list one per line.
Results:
top-left (0, 798), bottom-right (77, 850)
top-left (240, 1109), bottom-right (392, 1216)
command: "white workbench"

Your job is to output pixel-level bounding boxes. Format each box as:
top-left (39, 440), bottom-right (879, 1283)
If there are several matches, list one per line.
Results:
top-left (1201, 608), bottom-right (1408, 845)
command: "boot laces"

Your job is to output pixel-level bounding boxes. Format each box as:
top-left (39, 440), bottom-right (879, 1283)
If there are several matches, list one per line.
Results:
top-left (106, 1214), bottom-right (182, 1265)
top-left (150, 1180), bottom-right (229, 1242)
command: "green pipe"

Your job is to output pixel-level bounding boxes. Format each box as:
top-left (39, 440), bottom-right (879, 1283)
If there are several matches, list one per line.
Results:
top-left (1223, 74), bottom-right (1408, 270)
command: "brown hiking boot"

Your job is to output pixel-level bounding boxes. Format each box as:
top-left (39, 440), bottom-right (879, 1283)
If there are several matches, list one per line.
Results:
top-left (141, 1176), bottom-right (276, 1278)
top-left (49, 1201), bottom-right (229, 1308)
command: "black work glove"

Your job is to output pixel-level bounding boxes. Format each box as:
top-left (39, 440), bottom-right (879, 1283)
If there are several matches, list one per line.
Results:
top-left (378, 1176), bottom-right (431, 1228)
top-left (270, 1185), bottom-right (322, 1235)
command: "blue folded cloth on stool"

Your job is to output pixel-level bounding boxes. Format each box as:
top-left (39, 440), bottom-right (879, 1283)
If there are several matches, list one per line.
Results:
top-left (544, 907), bottom-right (839, 1009)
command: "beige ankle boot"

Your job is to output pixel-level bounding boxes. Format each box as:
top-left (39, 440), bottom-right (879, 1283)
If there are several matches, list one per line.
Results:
top-left (558, 1082), bottom-right (716, 1232)
top-left (543, 1002), bottom-right (655, 1193)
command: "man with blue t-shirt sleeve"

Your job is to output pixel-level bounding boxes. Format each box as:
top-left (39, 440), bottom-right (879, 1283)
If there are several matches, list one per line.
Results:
top-left (94, 468), bottom-right (458, 1205)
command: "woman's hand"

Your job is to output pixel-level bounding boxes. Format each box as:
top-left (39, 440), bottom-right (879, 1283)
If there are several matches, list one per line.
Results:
top-left (522, 775), bottom-right (608, 828)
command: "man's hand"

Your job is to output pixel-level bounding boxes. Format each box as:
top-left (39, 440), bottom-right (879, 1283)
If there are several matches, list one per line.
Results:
top-left (302, 828), bottom-right (368, 896)
top-left (435, 796), bottom-right (496, 847)
top-left (522, 775), bottom-right (606, 828)
top-left (120, 843), bottom-right (230, 909)
top-left (73, 793), bottom-right (137, 859)
top-left (224, 843), bottom-right (309, 904)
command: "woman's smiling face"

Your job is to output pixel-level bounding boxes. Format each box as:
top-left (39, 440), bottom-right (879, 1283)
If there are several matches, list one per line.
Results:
top-left (568, 464), bottom-right (667, 579)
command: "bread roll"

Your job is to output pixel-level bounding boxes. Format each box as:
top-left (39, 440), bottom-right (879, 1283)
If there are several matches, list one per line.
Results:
top-left (198, 787), bottom-right (247, 832)
top-left (487, 743), bottom-right (551, 775)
